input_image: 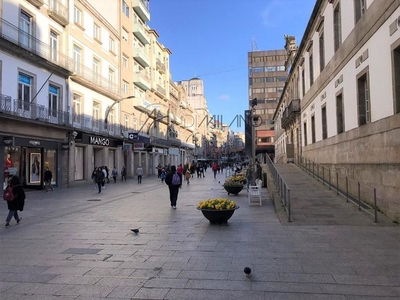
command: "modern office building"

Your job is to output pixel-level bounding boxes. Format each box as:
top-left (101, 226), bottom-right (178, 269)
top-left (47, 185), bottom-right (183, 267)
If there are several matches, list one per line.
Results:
top-left (247, 49), bottom-right (288, 157)
top-left (274, 0), bottom-right (400, 221)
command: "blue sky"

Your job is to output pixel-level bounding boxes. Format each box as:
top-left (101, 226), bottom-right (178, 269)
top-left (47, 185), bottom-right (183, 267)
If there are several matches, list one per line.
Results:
top-left (148, 0), bottom-right (316, 132)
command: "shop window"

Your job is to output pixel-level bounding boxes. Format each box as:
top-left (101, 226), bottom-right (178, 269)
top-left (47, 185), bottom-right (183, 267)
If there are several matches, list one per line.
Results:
top-left (3, 147), bottom-right (21, 190)
top-left (44, 149), bottom-right (57, 186)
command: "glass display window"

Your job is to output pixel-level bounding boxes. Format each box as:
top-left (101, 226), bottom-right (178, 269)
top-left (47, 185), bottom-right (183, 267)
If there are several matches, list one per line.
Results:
top-left (3, 147), bottom-right (21, 189)
top-left (44, 149), bottom-right (57, 185)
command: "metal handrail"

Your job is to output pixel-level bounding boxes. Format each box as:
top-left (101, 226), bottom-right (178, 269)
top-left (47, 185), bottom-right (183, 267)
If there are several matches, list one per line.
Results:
top-left (296, 155), bottom-right (379, 223)
top-left (266, 154), bottom-right (291, 222)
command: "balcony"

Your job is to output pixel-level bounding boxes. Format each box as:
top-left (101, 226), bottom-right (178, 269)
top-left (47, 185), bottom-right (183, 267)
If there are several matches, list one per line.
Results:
top-left (26, 0), bottom-right (44, 8)
top-left (0, 95), bottom-right (71, 127)
top-left (281, 99), bottom-right (300, 128)
top-left (179, 101), bottom-right (187, 108)
top-left (132, 0), bottom-right (150, 22)
top-left (72, 114), bottom-right (122, 137)
top-left (156, 58), bottom-right (166, 74)
top-left (133, 70), bottom-right (151, 91)
top-left (155, 84), bottom-right (166, 98)
top-left (0, 18), bottom-right (73, 75)
top-left (132, 21), bottom-right (150, 44)
top-left (47, 0), bottom-right (69, 27)
top-left (132, 47), bottom-right (150, 67)
top-left (71, 62), bottom-right (121, 99)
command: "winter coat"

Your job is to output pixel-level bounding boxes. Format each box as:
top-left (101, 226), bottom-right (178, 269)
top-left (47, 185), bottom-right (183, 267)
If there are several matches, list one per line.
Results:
top-left (96, 170), bottom-right (105, 183)
top-left (165, 172), bottom-right (182, 187)
top-left (7, 185), bottom-right (25, 211)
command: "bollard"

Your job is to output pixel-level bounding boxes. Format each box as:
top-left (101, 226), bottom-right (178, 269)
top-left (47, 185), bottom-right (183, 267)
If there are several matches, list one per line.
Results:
top-left (374, 188), bottom-right (378, 223)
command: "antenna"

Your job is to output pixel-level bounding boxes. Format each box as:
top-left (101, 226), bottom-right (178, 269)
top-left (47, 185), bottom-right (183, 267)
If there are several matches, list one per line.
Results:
top-left (252, 37), bottom-right (259, 51)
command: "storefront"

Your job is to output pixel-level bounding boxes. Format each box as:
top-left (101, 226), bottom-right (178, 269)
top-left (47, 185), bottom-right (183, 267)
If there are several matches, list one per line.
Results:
top-left (73, 132), bottom-right (123, 183)
top-left (1, 136), bottom-right (60, 190)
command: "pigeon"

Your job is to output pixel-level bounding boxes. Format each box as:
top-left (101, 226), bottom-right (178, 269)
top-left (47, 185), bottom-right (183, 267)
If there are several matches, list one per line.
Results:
top-left (131, 229), bottom-right (139, 234)
top-left (244, 267), bottom-right (251, 277)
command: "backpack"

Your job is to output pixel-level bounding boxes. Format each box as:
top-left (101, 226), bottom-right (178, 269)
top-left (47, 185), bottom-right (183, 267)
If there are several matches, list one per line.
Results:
top-left (171, 172), bottom-right (180, 185)
top-left (3, 186), bottom-right (14, 201)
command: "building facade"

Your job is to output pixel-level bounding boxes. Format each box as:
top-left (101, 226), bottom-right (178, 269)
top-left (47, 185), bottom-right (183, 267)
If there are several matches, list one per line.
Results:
top-left (274, 0), bottom-right (400, 221)
top-left (248, 49), bottom-right (288, 156)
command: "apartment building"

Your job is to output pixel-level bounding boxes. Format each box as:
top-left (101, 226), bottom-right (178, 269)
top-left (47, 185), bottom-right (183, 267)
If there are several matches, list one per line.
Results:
top-left (247, 49), bottom-right (288, 156)
top-left (274, 0), bottom-right (400, 221)
top-left (0, 0), bottom-right (199, 190)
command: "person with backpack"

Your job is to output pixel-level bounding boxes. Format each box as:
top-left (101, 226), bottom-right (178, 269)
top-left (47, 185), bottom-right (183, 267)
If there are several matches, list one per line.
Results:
top-left (4, 175), bottom-right (25, 228)
top-left (165, 165), bottom-right (182, 209)
top-left (160, 168), bottom-right (166, 183)
top-left (111, 167), bottom-right (118, 183)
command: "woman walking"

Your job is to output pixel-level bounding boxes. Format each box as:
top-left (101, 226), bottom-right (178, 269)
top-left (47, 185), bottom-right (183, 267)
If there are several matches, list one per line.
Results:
top-left (4, 176), bottom-right (25, 227)
top-left (165, 165), bottom-right (182, 209)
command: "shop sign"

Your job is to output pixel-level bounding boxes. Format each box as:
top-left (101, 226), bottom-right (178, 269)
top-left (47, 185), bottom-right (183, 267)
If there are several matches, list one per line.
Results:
top-left (128, 132), bottom-right (139, 140)
top-left (2, 136), bottom-right (14, 146)
top-left (163, 149), bottom-right (168, 155)
top-left (61, 143), bottom-right (70, 150)
top-left (29, 140), bottom-right (41, 146)
top-left (152, 147), bottom-right (163, 153)
top-left (90, 136), bottom-right (110, 146)
top-left (169, 147), bottom-right (179, 155)
top-left (134, 143), bottom-right (144, 150)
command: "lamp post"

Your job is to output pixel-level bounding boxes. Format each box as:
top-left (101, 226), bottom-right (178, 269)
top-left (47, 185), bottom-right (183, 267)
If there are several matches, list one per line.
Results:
top-left (250, 98), bottom-right (258, 185)
top-left (104, 95), bottom-right (135, 130)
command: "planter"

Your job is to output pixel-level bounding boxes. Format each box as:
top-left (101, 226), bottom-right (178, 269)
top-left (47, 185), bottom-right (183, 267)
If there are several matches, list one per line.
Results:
top-left (198, 207), bottom-right (239, 224)
top-left (223, 185), bottom-right (243, 195)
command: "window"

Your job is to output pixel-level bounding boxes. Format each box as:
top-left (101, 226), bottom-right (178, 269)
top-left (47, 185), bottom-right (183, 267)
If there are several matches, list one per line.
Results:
top-left (18, 73), bottom-right (32, 111)
top-left (49, 31), bottom-right (58, 62)
top-left (266, 66), bottom-right (277, 72)
top-left (301, 67), bottom-right (305, 96)
top-left (319, 26), bottom-right (325, 72)
top-left (303, 122), bottom-right (307, 146)
top-left (354, 0), bottom-right (366, 24)
top-left (109, 37), bottom-right (115, 52)
top-left (321, 106), bottom-right (327, 140)
top-left (19, 10), bottom-right (32, 48)
top-left (72, 94), bottom-right (81, 124)
top-left (73, 45), bottom-right (82, 74)
top-left (334, 3), bottom-right (342, 52)
top-left (277, 66), bottom-right (285, 71)
top-left (123, 55), bottom-right (128, 68)
top-left (48, 85), bottom-right (59, 117)
top-left (394, 46), bottom-right (400, 114)
top-left (122, 28), bottom-right (128, 41)
top-left (133, 118), bottom-right (137, 130)
top-left (74, 7), bottom-right (82, 25)
top-left (258, 137), bottom-right (273, 143)
top-left (92, 102), bottom-right (100, 127)
top-left (357, 72), bottom-right (370, 126)
top-left (93, 23), bottom-right (100, 40)
top-left (122, 0), bottom-right (129, 17)
top-left (336, 93), bottom-right (344, 134)
top-left (277, 76), bottom-right (286, 82)
top-left (311, 115), bottom-right (316, 143)
top-left (124, 115), bottom-right (129, 130)
top-left (108, 109), bottom-right (114, 131)
top-left (123, 80), bottom-right (129, 94)
top-left (309, 52), bottom-right (314, 86)
top-left (265, 77), bottom-right (275, 83)
top-left (93, 58), bottom-right (100, 84)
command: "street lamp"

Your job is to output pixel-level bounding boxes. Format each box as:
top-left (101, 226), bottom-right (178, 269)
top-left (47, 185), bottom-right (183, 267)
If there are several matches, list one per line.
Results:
top-left (104, 95), bottom-right (135, 129)
top-left (251, 98), bottom-right (257, 185)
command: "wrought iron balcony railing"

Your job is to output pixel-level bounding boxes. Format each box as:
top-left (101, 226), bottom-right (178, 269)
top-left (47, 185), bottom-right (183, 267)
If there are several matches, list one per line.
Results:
top-left (47, 0), bottom-right (69, 26)
top-left (281, 99), bottom-right (300, 128)
top-left (0, 18), bottom-right (73, 72)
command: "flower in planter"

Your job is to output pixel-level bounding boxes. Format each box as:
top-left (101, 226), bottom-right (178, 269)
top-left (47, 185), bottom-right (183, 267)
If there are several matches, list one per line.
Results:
top-left (223, 180), bottom-right (244, 187)
top-left (197, 198), bottom-right (237, 210)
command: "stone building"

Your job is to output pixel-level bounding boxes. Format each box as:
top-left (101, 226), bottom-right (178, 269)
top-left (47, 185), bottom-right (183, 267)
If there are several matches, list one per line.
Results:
top-left (274, 0), bottom-right (400, 221)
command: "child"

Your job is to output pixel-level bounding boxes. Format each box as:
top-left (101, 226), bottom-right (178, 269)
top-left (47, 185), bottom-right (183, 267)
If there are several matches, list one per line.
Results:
top-left (185, 169), bottom-right (191, 185)
top-left (160, 169), bottom-right (166, 183)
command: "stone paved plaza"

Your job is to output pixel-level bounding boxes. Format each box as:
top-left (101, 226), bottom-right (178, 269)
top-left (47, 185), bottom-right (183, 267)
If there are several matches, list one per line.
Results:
top-left (0, 165), bottom-right (399, 299)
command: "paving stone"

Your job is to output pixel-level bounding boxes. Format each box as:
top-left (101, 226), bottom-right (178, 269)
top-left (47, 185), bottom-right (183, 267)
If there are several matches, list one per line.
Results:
top-left (132, 287), bottom-right (170, 299)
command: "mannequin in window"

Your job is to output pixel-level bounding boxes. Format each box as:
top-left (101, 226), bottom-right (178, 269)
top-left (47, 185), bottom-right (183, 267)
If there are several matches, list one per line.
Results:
top-left (5, 154), bottom-right (12, 169)
top-left (31, 155), bottom-right (40, 182)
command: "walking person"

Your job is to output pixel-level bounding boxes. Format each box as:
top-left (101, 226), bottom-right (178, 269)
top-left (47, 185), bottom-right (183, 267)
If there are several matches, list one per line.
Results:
top-left (136, 165), bottom-right (143, 184)
top-left (102, 167), bottom-right (107, 189)
top-left (185, 169), bottom-right (191, 185)
top-left (44, 167), bottom-right (54, 192)
top-left (111, 167), bottom-right (118, 183)
top-left (160, 168), bottom-right (166, 183)
top-left (91, 168), bottom-right (97, 190)
top-left (4, 175), bottom-right (25, 227)
top-left (165, 165), bottom-right (182, 209)
top-left (96, 167), bottom-right (105, 193)
top-left (121, 166), bottom-right (126, 182)
top-left (212, 162), bottom-right (218, 178)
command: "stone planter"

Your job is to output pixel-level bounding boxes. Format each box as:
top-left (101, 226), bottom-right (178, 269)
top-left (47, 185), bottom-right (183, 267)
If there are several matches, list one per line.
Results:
top-left (198, 207), bottom-right (239, 224)
top-left (223, 185), bottom-right (243, 195)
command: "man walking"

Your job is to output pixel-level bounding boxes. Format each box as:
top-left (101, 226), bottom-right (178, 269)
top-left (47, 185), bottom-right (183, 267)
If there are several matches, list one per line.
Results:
top-left (136, 165), bottom-right (143, 184)
top-left (44, 167), bottom-right (54, 192)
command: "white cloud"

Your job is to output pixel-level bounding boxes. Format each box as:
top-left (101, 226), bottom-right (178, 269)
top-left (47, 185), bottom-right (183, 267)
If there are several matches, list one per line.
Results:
top-left (218, 94), bottom-right (230, 101)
